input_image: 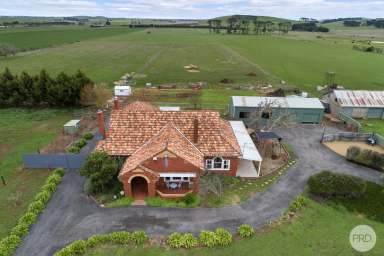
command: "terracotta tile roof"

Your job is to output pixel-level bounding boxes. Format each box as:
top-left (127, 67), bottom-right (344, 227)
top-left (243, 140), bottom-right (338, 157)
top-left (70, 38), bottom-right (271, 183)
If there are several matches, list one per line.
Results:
top-left (96, 102), bottom-right (241, 157)
top-left (119, 124), bottom-right (204, 178)
top-left (123, 101), bottom-right (159, 111)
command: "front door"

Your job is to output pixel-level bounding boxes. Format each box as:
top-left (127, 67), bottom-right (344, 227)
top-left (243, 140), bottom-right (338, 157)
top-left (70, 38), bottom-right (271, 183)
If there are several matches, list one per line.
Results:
top-left (131, 176), bottom-right (148, 199)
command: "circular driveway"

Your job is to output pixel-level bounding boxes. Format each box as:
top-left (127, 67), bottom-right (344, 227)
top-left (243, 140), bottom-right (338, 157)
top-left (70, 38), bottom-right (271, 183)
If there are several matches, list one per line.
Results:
top-left (16, 125), bottom-right (383, 256)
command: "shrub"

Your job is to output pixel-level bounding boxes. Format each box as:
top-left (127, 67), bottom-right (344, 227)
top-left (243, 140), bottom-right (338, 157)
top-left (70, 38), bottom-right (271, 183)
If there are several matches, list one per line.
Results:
top-left (85, 234), bottom-right (112, 248)
top-left (34, 190), bottom-right (51, 204)
top-left (65, 240), bottom-right (87, 255)
top-left (288, 196), bottom-right (308, 212)
top-left (214, 228), bottom-right (232, 246)
top-left (346, 146), bottom-right (384, 172)
top-left (237, 224), bottom-right (255, 238)
top-left (167, 232), bottom-right (183, 248)
top-left (82, 132), bottom-right (94, 140)
top-left (182, 233), bottom-right (198, 249)
top-left (182, 193), bottom-right (199, 206)
top-left (80, 151), bottom-right (118, 193)
top-left (74, 138), bottom-right (87, 148)
top-left (0, 235), bottom-right (21, 256)
top-left (46, 174), bottom-right (62, 185)
top-left (109, 231), bottom-right (131, 244)
top-left (10, 222), bottom-right (29, 237)
top-left (199, 230), bottom-right (217, 247)
top-left (167, 233), bottom-right (198, 249)
top-left (27, 200), bottom-right (45, 214)
top-left (42, 182), bottom-right (57, 193)
top-left (308, 171), bottom-right (367, 198)
top-left (54, 168), bottom-right (65, 177)
top-left (68, 146), bottom-right (81, 154)
top-left (131, 231), bottom-right (148, 245)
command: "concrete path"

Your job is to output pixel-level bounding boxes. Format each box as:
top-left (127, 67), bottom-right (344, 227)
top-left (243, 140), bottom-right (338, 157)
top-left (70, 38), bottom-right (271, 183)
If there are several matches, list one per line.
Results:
top-left (16, 125), bottom-right (383, 256)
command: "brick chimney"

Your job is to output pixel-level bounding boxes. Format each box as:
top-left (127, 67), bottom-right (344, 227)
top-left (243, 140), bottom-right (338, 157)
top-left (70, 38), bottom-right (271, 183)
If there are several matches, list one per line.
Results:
top-left (113, 97), bottom-right (120, 110)
top-left (97, 110), bottom-right (106, 138)
top-left (193, 118), bottom-right (199, 144)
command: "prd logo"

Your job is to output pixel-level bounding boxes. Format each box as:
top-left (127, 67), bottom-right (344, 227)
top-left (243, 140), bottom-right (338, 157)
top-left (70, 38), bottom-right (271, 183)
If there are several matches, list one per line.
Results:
top-left (349, 225), bottom-right (376, 252)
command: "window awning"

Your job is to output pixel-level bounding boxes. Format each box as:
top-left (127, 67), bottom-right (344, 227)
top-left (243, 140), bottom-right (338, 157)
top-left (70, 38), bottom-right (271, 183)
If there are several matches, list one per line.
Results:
top-left (159, 173), bottom-right (196, 178)
top-left (229, 121), bottom-right (262, 162)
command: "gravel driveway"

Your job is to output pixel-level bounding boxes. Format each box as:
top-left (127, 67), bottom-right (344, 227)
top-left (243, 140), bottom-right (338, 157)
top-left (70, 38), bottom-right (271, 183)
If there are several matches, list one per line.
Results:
top-left (16, 125), bottom-right (383, 256)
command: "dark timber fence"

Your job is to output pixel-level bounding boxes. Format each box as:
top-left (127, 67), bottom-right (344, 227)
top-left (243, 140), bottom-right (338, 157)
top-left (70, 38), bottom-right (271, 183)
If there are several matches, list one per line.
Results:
top-left (22, 154), bottom-right (88, 169)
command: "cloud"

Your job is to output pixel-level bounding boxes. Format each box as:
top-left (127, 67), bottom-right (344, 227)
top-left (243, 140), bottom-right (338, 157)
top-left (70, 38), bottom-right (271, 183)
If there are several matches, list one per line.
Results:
top-left (0, 0), bottom-right (383, 19)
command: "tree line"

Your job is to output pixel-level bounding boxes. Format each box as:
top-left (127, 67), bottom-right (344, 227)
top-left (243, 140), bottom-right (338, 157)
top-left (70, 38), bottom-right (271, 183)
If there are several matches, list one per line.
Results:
top-left (208, 17), bottom-right (292, 35)
top-left (0, 68), bottom-right (92, 107)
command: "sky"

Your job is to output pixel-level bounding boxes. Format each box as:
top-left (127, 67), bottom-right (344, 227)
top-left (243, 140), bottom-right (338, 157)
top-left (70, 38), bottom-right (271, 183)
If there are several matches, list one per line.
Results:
top-left (0, 0), bottom-right (383, 20)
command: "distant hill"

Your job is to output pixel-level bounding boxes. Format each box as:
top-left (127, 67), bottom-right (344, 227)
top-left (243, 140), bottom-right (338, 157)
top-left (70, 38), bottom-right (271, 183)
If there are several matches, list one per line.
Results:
top-left (203, 15), bottom-right (295, 25)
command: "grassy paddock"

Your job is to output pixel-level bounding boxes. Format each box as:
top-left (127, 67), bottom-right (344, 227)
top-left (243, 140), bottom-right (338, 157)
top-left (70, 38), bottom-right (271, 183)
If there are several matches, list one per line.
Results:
top-left (0, 108), bottom-right (73, 238)
top-left (360, 119), bottom-right (384, 136)
top-left (0, 28), bottom-right (383, 93)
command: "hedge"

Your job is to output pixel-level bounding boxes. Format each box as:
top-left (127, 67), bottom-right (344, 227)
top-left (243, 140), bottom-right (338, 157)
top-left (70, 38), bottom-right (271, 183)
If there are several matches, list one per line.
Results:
top-left (54, 231), bottom-right (148, 256)
top-left (308, 171), bottom-right (367, 198)
top-left (54, 226), bottom-right (244, 255)
top-left (346, 146), bottom-right (384, 172)
top-left (0, 168), bottom-right (65, 256)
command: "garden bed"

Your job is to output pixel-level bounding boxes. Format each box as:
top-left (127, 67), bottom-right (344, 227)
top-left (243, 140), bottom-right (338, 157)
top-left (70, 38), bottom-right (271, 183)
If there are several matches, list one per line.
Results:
top-left (323, 141), bottom-right (384, 157)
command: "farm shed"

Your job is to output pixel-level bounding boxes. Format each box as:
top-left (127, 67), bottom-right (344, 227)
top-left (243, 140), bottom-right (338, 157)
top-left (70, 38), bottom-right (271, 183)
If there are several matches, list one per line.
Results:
top-left (114, 86), bottom-right (132, 97)
top-left (63, 119), bottom-right (81, 134)
top-left (328, 90), bottom-right (384, 119)
top-left (229, 96), bottom-right (325, 124)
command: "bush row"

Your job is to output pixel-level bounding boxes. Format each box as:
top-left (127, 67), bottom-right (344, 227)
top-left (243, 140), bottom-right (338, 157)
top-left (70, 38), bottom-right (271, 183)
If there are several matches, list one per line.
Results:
top-left (0, 168), bottom-right (65, 256)
top-left (54, 224), bottom-right (256, 255)
top-left (346, 146), bottom-right (384, 172)
top-left (308, 171), bottom-right (367, 198)
top-left (54, 231), bottom-right (148, 256)
top-left (67, 133), bottom-right (94, 154)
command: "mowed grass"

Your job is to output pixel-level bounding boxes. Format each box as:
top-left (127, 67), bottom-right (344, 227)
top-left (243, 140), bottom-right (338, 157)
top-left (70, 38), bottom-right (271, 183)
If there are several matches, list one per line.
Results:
top-left (0, 28), bottom-right (383, 93)
top-left (84, 197), bottom-right (384, 256)
top-left (360, 119), bottom-right (384, 136)
top-left (0, 26), bottom-right (139, 50)
top-left (0, 108), bottom-right (73, 238)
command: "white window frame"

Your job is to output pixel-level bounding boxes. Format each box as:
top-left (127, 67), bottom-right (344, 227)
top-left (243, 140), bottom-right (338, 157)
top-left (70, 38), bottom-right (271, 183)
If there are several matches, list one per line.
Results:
top-left (205, 157), bottom-right (230, 171)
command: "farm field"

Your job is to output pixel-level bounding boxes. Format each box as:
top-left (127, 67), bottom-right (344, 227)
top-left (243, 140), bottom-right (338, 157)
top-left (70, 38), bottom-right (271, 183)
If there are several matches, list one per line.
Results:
top-left (0, 26), bottom-right (139, 51)
top-left (84, 186), bottom-right (384, 256)
top-left (0, 27), bottom-right (384, 94)
top-left (0, 109), bottom-right (74, 239)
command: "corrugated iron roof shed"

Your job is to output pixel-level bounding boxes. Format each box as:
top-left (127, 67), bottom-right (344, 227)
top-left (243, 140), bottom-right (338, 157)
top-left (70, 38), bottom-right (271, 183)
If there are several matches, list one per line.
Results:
top-left (333, 90), bottom-right (384, 107)
top-left (231, 96), bottom-right (324, 109)
top-left (64, 119), bottom-right (81, 127)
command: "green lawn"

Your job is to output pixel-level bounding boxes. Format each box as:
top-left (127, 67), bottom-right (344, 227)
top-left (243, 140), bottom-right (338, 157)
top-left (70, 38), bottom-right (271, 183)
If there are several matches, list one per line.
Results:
top-left (0, 108), bottom-right (74, 238)
top-left (1, 28), bottom-right (383, 94)
top-left (360, 119), bottom-right (384, 136)
top-left (84, 188), bottom-right (384, 256)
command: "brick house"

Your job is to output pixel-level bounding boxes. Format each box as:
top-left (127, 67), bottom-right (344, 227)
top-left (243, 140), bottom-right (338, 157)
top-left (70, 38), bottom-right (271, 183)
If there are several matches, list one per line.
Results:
top-left (96, 100), bottom-right (260, 199)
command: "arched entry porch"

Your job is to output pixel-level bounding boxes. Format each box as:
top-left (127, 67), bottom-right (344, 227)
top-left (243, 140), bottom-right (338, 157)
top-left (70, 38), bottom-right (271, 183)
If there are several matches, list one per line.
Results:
top-left (130, 176), bottom-right (148, 199)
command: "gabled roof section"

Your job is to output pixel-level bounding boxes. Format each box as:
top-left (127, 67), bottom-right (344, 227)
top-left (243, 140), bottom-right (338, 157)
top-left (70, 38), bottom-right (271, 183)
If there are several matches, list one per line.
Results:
top-left (119, 124), bottom-right (204, 178)
top-left (96, 109), bottom-right (241, 157)
top-left (123, 101), bottom-right (159, 111)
